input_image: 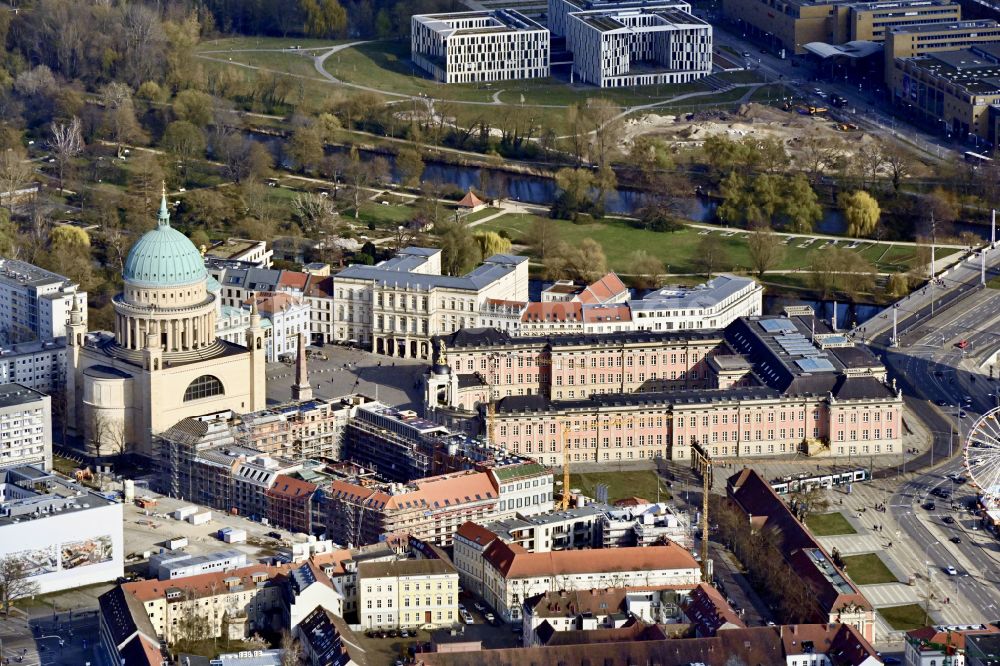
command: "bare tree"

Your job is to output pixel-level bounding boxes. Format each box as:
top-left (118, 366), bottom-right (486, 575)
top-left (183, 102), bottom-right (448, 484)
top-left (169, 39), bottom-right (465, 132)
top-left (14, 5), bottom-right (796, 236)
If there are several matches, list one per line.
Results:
top-left (49, 116), bottom-right (84, 194)
top-left (0, 555), bottom-right (40, 615)
top-left (280, 629), bottom-right (303, 666)
top-left (746, 223), bottom-right (786, 278)
top-left (292, 192), bottom-right (339, 236)
top-left (88, 411), bottom-right (112, 460)
top-left (0, 147), bottom-right (34, 214)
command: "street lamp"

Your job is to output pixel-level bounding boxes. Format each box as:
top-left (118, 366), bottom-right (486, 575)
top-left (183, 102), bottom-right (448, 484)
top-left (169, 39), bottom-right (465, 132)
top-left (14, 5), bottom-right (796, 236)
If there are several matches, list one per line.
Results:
top-left (924, 540), bottom-right (940, 568)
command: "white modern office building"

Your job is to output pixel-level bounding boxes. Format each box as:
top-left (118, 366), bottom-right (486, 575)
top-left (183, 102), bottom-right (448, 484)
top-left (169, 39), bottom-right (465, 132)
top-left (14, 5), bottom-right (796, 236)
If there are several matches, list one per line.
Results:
top-left (561, 0), bottom-right (713, 87)
top-left (0, 258), bottom-right (86, 344)
top-left (630, 274), bottom-right (763, 331)
top-left (0, 383), bottom-right (51, 470)
top-left (0, 465), bottom-right (124, 593)
top-left (411, 10), bottom-right (550, 83)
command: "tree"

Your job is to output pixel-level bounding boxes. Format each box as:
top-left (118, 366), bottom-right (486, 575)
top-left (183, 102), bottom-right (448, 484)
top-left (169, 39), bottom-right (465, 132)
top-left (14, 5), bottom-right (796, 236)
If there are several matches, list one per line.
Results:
top-left (48, 226), bottom-right (94, 290)
top-left (280, 629), bottom-right (303, 666)
top-left (525, 216), bottom-right (558, 259)
top-left (746, 223), bottom-right (785, 278)
top-left (552, 167), bottom-right (594, 220)
top-left (927, 187), bottom-right (960, 225)
top-left (0, 147), bottom-right (34, 213)
top-left (219, 135), bottom-right (272, 184)
top-left (565, 238), bottom-right (607, 283)
top-left (172, 89), bottom-right (214, 127)
top-left (436, 218), bottom-right (481, 276)
top-left (629, 250), bottom-right (665, 289)
top-left (883, 143), bottom-right (912, 193)
top-left (49, 116), bottom-right (83, 194)
top-left (779, 174), bottom-right (823, 233)
top-left (396, 146), bottom-right (424, 188)
top-left (292, 192), bottom-right (338, 236)
top-left (475, 231), bottom-right (511, 258)
top-left (101, 83), bottom-right (145, 158)
top-left (128, 151), bottom-right (165, 217)
top-left (856, 142), bottom-right (885, 190)
top-left (287, 124), bottom-right (324, 173)
top-left (301, 0), bottom-right (347, 37)
top-left (839, 190), bottom-right (880, 237)
top-left (694, 234), bottom-right (728, 278)
top-left (788, 485), bottom-right (830, 521)
top-left (161, 121), bottom-right (206, 179)
top-left (0, 555), bottom-right (40, 615)
top-left (585, 98), bottom-right (622, 168)
top-left (799, 132), bottom-right (845, 182)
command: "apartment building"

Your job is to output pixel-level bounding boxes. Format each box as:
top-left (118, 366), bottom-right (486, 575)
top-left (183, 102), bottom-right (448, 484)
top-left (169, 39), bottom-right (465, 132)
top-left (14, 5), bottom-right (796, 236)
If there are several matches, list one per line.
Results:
top-left (0, 258), bottom-right (85, 344)
top-left (358, 559), bottom-right (459, 630)
top-left (889, 43), bottom-right (1000, 144)
top-left (248, 291), bottom-right (311, 362)
top-left (0, 338), bottom-right (68, 394)
top-left (412, 10), bottom-right (550, 83)
top-left (238, 394), bottom-right (363, 460)
top-left (480, 541), bottom-right (700, 621)
top-left (0, 383), bottom-right (51, 470)
top-left (631, 274), bottom-right (763, 332)
top-left (722, 0), bottom-right (960, 55)
top-left (325, 463), bottom-right (553, 547)
top-left (98, 586), bottom-right (163, 666)
top-left (563, 2), bottom-right (713, 87)
top-left (295, 606), bottom-right (370, 665)
top-left (111, 565), bottom-right (288, 644)
top-left (266, 474), bottom-right (318, 535)
top-left (727, 468), bottom-right (875, 641)
top-left (904, 623), bottom-right (1000, 665)
top-left (329, 248), bottom-right (529, 359)
top-left (431, 314), bottom-right (902, 465)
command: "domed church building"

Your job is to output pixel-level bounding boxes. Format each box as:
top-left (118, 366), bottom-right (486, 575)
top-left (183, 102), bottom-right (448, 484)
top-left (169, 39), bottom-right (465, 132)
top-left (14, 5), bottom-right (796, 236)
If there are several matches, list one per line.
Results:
top-left (67, 189), bottom-right (266, 457)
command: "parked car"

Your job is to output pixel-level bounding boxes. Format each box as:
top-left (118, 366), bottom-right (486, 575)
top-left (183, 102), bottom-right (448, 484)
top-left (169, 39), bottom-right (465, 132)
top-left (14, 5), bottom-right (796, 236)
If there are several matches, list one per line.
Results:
top-left (474, 602), bottom-right (486, 612)
top-left (923, 502), bottom-right (936, 510)
top-left (461, 610), bottom-right (474, 625)
top-left (485, 612), bottom-right (496, 624)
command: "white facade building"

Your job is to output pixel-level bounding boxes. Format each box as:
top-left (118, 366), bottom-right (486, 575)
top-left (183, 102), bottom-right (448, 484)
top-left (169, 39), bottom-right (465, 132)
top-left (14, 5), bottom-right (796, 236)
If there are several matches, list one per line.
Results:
top-left (358, 559), bottom-right (459, 630)
top-left (251, 292), bottom-right (311, 362)
top-left (412, 10), bottom-right (550, 83)
top-left (0, 258), bottom-right (86, 344)
top-left (0, 466), bottom-right (124, 593)
top-left (481, 541), bottom-right (700, 621)
top-left (149, 548), bottom-right (248, 580)
top-left (0, 383), bottom-right (51, 470)
top-left (330, 248), bottom-right (529, 360)
top-left (552, 0), bottom-right (712, 87)
top-left (630, 274), bottom-right (763, 331)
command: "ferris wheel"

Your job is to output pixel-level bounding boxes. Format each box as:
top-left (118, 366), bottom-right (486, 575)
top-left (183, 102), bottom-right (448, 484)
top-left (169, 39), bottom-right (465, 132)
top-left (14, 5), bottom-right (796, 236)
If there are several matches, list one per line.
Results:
top-left (964, 406), bottom-right (1000, 505)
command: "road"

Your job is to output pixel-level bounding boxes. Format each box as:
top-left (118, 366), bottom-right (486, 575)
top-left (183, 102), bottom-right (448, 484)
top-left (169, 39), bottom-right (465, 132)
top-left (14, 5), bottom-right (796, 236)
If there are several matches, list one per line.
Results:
top-left (0, 609), bottom-right (104, 666)
top-left (865, 282), bottom-right (1000, 624)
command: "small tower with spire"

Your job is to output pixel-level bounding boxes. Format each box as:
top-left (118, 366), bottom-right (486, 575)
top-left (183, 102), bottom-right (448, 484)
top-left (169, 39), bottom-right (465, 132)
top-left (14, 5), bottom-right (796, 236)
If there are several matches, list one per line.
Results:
top-left (65, 291), bottom-right (88, 437)
top-left (291, 331), bottom-right (313, 402)
top-left (158, 182), bottom-right (170, 227)
top-left (246, 292), bottom-right (266, 411)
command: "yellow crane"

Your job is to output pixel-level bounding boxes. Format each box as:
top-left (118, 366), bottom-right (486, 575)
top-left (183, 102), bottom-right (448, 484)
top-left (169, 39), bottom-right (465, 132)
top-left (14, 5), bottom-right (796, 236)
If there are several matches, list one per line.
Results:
top-left (559, 413), bottom-right (635, 510)
top-left (690, 441), bottom-right (713, 582)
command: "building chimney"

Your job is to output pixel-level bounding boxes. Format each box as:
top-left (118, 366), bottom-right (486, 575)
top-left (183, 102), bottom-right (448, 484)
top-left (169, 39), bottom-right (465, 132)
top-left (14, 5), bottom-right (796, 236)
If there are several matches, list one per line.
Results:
top-left (291, 331), bottom-right (313, 402)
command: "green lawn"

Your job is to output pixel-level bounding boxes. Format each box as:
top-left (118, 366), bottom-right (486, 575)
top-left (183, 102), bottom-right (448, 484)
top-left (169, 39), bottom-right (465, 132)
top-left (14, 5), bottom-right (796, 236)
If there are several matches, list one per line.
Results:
top-left (346, 200), bottom-right (417, 227)
top-left (803, 512), bottom-right (857, 536)
top-left (879, 604), bottom-right (931, 631)
top-left (478, 214), bottom-right (938, 277)
top-left (568, 470), bottom-right (671, 504)
top-left (840, 553), bottom-right (897, 585)
top-left (988, 275), bottom-right (1000, 289)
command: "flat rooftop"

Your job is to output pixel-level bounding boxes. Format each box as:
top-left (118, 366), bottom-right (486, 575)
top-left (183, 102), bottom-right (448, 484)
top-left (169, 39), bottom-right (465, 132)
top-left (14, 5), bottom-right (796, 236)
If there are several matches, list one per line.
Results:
top-left (888, 18), bottom-right (999, 34)
top-left (0, 258), bottom-right (72, 290)
top-left (0, 383), bottom-right (47, 409)
top-left (415, 9), bottom-right (546, 34)
top-left (908, 44), bottom-right (1000, 95)
top-left (0, 466), bottom-right (115, 527)
top-left (204, 239), bottom-right (263, 260)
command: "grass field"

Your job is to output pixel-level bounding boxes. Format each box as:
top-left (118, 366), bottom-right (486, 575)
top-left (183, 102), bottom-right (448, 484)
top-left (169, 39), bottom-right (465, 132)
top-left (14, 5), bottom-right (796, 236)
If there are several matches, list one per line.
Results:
top-left (840, 553), bottom-right (897, 585)
top-left (478, 213), bottom-right (942, 277)
top-left (803, 512), bottom-right (857, 536)
top-left (568, 470), bottom-right (670, 504)
top-left (879, 604), bottom-right (930, 631)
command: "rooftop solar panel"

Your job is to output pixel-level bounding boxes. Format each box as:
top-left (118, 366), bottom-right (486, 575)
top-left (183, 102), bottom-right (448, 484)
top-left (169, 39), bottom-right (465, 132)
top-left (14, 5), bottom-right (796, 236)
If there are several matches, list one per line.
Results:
top-left (759, 319), bottom-right (796, 333)
top-left (795, 358), bottom-right (836, 372)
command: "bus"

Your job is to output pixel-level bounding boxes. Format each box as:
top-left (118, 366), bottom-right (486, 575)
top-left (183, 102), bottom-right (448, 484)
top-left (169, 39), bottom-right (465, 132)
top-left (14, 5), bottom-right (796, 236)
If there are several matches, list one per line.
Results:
top-left (965, 151), bottom-right (993, 165)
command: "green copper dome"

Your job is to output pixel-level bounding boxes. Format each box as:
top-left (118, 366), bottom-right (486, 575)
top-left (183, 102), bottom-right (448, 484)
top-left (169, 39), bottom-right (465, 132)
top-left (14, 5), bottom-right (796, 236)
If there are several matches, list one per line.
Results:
top-left (123, 192), bottom-right (207, 287)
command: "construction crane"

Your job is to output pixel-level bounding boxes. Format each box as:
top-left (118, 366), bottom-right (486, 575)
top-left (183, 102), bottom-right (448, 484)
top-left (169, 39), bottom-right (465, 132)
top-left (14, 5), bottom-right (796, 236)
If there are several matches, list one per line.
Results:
top-left (690, 441), bottom-right (713, 582)
top-left (559, 413), bottom-right (635, 510)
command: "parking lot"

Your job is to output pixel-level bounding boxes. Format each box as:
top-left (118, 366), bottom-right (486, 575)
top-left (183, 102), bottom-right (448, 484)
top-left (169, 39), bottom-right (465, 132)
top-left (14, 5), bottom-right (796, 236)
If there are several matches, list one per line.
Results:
top-left (265, 344), bottom-right (428, 409)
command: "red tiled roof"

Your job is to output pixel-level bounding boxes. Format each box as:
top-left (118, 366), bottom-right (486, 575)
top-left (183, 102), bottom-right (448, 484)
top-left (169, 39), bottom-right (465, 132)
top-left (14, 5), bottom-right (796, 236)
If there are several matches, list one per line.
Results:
top-left (582, 304), bottom-right (631, 323)
top-left (458, 190), bottom-right (486, 208)
top-left (484, 541), bottom-right (698, 579)
top-left (578, 273), bottom-right (628, 304)
top-left (122, 564), bottom-right (288, 603)
top-left (683, 582), bottom-right (745, 636)
top-left (455, 521), bottom-right (499, 547)
top-left (906, 623), bottom-right (1000, 651)
top-left (278, 271), bottom-right (309, 291)
top-left (522, 301), bottom-right (583, 323)
top-left (305, 275), bottom-right (334, 298)
top-left (266, 474), bottom-right (318, 499)
top-left (328, 471), bottom-right (497, 513)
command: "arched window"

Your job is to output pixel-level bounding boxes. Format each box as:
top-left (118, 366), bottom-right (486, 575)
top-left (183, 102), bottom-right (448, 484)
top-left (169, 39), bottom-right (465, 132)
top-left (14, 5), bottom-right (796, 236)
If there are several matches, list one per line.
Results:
top-left (183, 375), bottom-right (224, 402)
